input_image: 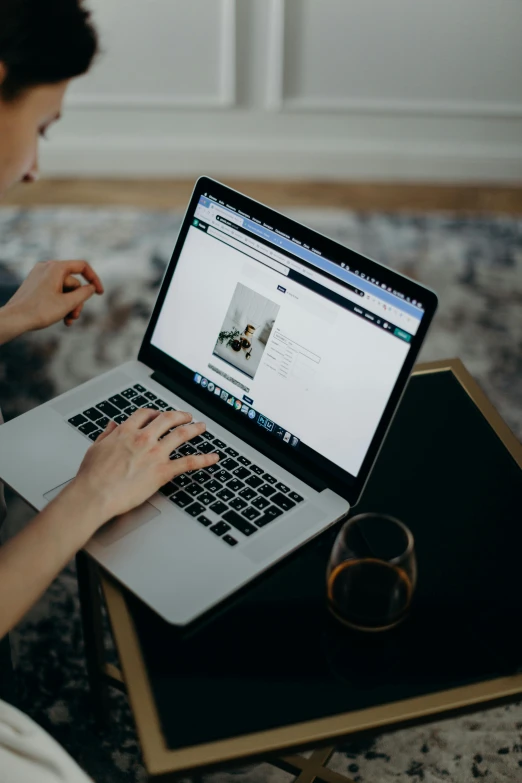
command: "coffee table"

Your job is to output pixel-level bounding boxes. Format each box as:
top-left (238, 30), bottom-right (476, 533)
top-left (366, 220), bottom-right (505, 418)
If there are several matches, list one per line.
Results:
top-left (77, 358), bottom-right (522, 782)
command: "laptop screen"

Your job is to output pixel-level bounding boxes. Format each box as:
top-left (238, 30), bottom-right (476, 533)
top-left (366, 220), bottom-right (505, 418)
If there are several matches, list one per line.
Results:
top-left (149, 182), bottom-right (433, 485)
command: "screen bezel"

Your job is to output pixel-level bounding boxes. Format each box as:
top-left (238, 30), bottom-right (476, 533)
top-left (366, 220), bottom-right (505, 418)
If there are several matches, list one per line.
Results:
top-left (139, 176), bottom-right (438, 505)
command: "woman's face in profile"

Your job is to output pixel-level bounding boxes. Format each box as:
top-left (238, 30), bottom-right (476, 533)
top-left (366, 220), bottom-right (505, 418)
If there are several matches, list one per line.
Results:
top-left (0, 71), bottom-right (69, 198)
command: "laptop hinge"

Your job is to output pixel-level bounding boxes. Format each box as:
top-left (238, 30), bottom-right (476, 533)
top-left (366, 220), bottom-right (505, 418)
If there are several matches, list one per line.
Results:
top-left (151, 370), bottom-right (327, 493)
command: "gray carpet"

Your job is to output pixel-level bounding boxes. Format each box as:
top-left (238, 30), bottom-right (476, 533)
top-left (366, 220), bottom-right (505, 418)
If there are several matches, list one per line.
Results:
top-left (1, 206), bottom-right (521, 782)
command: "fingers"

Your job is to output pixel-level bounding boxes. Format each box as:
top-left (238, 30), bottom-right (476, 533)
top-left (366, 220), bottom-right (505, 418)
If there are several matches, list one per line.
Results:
top-left (64, 304), bottom-right (84, 327)
top-left (123, 408), bottom-right (162, 429)
top-left (63, 283), bottom-right (97, 312)
top-left (160, 420), bottom-right (206, 453)
top-left (62, 276), bottom-right (84, 326)
top-left (145, 410), bottom-right (193, 440)
top-left (61, 260), bottom-right (104, 295)
top-left (63, 274), bottom-right (82, 292)
top-left (170, 451), bottom-right (219, 478)
top-left (93, 420), bottom-right (118, 443)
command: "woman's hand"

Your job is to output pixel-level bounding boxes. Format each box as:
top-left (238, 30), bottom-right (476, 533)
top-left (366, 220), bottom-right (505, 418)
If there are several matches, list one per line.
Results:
top-left (0, 407), bottom-right (218, 639)
top-left (1, 259), bottom-right (104, 339)
top-left (72, 408), bottom-right (219, 527)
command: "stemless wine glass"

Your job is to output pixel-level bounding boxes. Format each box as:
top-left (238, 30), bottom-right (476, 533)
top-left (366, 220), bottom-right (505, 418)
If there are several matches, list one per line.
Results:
top-left (326, 513), bottom-right (417, 632)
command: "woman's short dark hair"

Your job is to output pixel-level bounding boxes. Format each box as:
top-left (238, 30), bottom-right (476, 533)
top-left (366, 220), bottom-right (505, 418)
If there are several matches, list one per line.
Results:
top-left (0, 0), bottom-right (98, 101)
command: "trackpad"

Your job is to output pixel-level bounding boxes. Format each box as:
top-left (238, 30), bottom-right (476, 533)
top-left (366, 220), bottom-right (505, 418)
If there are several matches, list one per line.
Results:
top-left (93, 502), bottom-right (160, 547)
top-left (43, 480), bottom-right (160, 546)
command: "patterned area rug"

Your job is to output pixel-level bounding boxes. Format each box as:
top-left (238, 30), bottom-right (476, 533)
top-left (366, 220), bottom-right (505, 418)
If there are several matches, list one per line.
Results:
top-left (0, 206), bottom-right (521, 783)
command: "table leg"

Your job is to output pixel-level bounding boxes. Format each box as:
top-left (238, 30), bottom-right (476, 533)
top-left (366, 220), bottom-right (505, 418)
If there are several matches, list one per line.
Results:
top-left (76, 551), bottom-right (111, 726)
top-left (275, 747), bottom-right (356, 783)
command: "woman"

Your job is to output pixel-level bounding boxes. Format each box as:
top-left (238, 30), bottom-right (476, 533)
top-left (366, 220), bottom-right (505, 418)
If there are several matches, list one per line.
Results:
top-left (0, 1), bottom-right (217, 779)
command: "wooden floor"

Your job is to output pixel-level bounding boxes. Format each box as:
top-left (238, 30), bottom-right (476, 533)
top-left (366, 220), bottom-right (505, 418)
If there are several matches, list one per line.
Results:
top-left (3, 179), bottom-right (522, 213)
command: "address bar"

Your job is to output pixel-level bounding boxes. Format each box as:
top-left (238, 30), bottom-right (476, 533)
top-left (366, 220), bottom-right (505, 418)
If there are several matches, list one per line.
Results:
top-left (207, 226), bottom-right (289, 276)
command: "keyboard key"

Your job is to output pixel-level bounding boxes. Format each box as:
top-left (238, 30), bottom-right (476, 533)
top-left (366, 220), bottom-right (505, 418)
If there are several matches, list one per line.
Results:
top-left (252, 495), bottom-right (270, 510)
top-left (96, 400), bottom-right (120, 418)
top-left (262, 473), bottom-right (276, 484)
top-left (239, 487), bottom-right (256, 501)
top-left (222, 510), bottom-right (257, 537)
top-left (214, 450), bottom-right (227, 461)
top-left (88, 430), bottom-right (101, 441)
top-left (199, 491), bottom-right (216, 506)
top-left (68, 414), bottom-right (87, 427)
top-left (217, 487), bottom-right (234, 502)
top-left (179, 443), bottom-right (197, 456)
top-left (186, 483), bottom-right (204, 497)
top-left (214, 439), bottom-right (226, 449)
top-left (198, 515), bottom-right (212, 527)
top-left (198, 442), bottom-right (215, 454)
top-left (245, 475), bottom-right (263, 489)
top-left (271, 492), bottom-right (296, 512)
top-left (242, 506), bottom-right (260, 521)
top-left (144, 391), bottom-right (156, 401)
top-left (159, 481), bottom-right (176, 496)
top-left (250, 464), bottom-right (264, 476)
top-left (237, 456), bottom-right (251, 466)
top-left (275, 482), bottom-right (290, 494)
top-left (289, 491), bottom-right (304, 503)
top-left (192, 470), bottom-right (210, 484)
top-left (108, 394), bottom-right (128, 411)
top-left (205, 479), bottom-right (223, 494)
top-left (227, 478), bottom-right (245, 493)
top-left (210, 500), bottom-right (228, 515)
top-left (165, 406), bottom-right (176, 412)
top-left (97, 416), bottom-right (110, 430)
top-left (172, 491), bottom-right (191, 508)
top-left (124, 405), bottom-right (137, 415)
top-left (201, 431), bottom-right (214, 441)
top-left (133, 395), bottom-right (148, 406)
top-left (133, 384), bottom-right (146, 393)
top-left (206, 464), bottom-right (220, 475)
top-left (121, 387), bottom-right (138, 399)
top-left (230, 497), bottom-right (247, 511)
top-left (225, 447), bottom-right (238, 457)
top-left (173, 474), bottom-right (191, 488)
top-left (79, 421), bottom-right (98, 435)
top-left (215, 469), bottom-right (232, 484)
top-left (221, 458), bottom-right (238, 471)
top-left (185, 502), bottom-right (205, 517)
top-left (210, 521), bottom-right (231, 537)
top-left (114, 414), bottom-right (128, 425)
top-left (156, 399), bottom-right (168, 409)
top-left (258, 483), bottom-right (276, 498)
top-left (256, 505), bottom-right (284, 527)
top-left (233, 467), bottom-right (250, 480)
top-left (223, 535), bottom-right (238, 547)
top-left (191, 435), bottom-right (203, 445)
top-left (144, 402), bottom-right (158, 410)
top-left (84, 407), bottom-right (103, 422)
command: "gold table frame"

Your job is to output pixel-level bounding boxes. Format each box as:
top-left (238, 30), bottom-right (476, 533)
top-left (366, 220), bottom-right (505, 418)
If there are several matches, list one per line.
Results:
top-left (77, 358), bottom-right (522, 782)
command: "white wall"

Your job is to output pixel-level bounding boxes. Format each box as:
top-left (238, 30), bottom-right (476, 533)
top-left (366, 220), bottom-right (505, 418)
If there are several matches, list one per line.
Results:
top-left (41, 0), bottom-right (522, 182)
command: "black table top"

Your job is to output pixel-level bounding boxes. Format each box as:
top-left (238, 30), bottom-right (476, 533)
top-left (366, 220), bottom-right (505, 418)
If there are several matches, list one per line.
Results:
top-left (127, 368), bottom-right (522, 751)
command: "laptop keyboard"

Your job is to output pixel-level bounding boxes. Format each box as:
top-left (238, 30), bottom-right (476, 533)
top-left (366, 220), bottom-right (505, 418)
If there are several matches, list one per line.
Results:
top-left (67, 383), bottom-right (304, 548)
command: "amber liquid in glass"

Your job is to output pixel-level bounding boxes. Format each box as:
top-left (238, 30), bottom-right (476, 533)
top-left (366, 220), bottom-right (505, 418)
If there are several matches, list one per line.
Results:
top-left (327, 558), bottom-right (413, 631)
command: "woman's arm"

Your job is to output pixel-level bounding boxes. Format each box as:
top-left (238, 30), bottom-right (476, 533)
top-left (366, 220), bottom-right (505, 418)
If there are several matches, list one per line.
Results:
top-left (0, 409), bottom-right (219, 639)
top-left (0, 479), bottom-right (107, 634)
top-left (0, 258), bottom-right (103, 346)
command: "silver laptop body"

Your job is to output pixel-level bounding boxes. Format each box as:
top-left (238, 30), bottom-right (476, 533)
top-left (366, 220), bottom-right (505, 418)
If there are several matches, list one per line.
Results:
top-left (0, 178), bottom-right (437, 626)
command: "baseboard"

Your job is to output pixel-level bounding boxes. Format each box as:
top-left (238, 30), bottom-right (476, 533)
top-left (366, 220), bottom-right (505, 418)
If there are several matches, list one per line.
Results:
top-left (40, 136), bottom-right (522, 183)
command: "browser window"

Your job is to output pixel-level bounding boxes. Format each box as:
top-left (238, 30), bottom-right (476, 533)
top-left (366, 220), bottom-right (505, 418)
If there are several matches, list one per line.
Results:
top-left (151, 195), bottom-right (425, 478)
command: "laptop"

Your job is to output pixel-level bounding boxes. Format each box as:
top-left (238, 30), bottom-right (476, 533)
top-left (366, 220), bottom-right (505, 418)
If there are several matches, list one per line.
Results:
top-left (0, 177), bottom-right (437, 626)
